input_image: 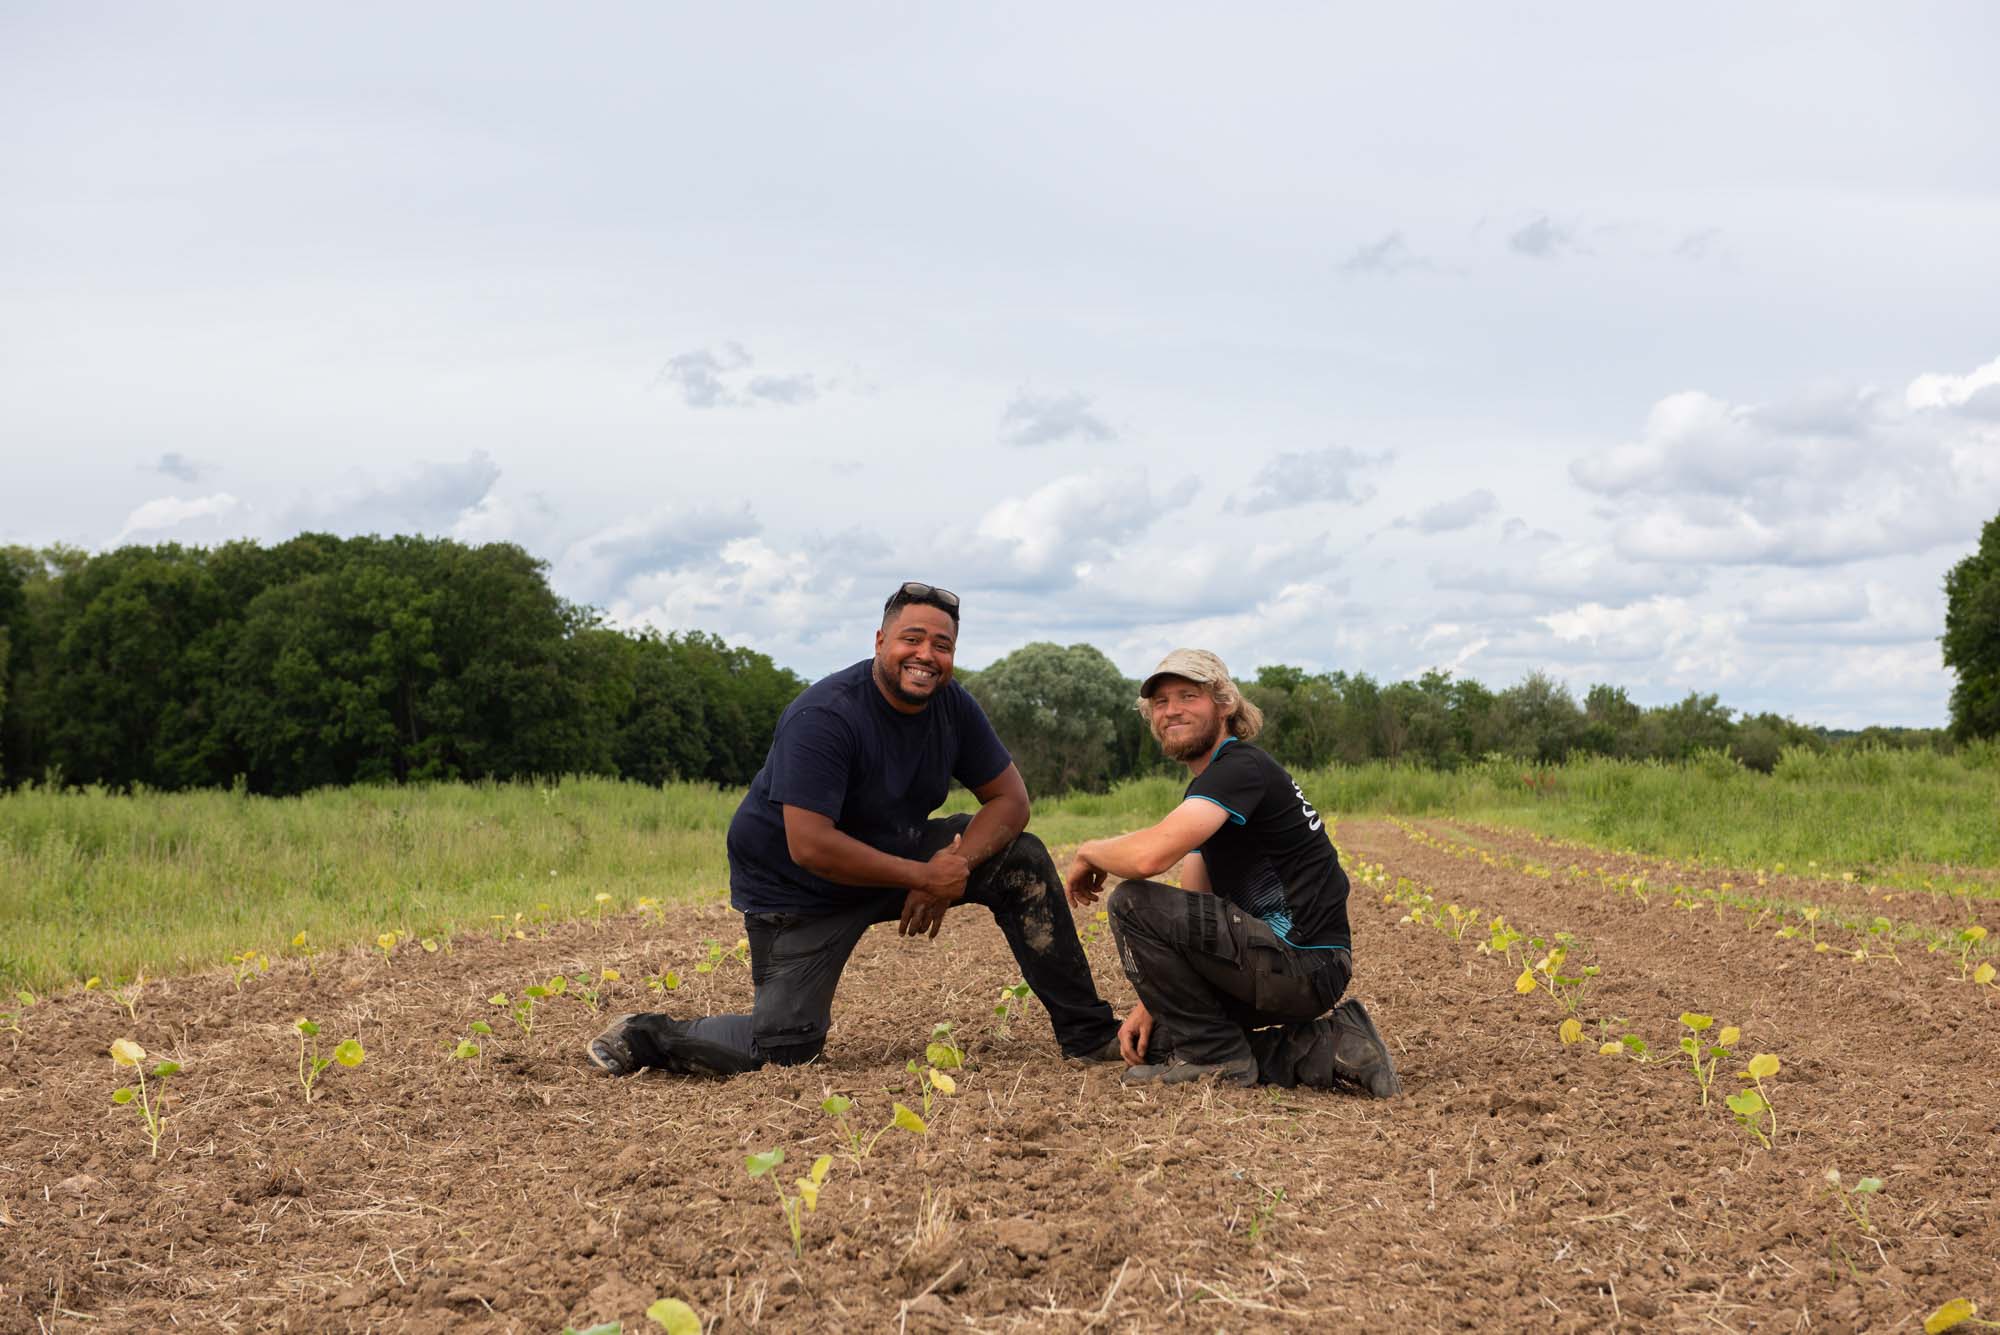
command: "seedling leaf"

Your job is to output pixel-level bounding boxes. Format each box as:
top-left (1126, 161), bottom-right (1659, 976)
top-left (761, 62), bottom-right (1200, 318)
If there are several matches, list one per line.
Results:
top-left (891, 1102), bottom-right (928, 1134)
top-left (745, 1149), bottom-right (785, 1178)
top-left (110, 1038), bottom-right (145, 1067)
top-left (333, 1039), bottom-right (366, 1068)
top-left (647, 1298), bottom-right (701, 1335)
top-left (1926, 1299), bottom-right (1977, 1334)
top-left (1726, 1089), bottom-right (1767, 1118)
top-left (1746, 1053), bottom-right (1780, 1080)
top-left (111, 1087), bottom-right (135, 1104)
top-left (1558, 1019), bottom-right (1582, 1045)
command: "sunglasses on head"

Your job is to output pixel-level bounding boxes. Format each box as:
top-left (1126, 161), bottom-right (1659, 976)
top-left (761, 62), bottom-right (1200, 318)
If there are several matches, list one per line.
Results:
top-left (888, 581), bottom-right (960, 613)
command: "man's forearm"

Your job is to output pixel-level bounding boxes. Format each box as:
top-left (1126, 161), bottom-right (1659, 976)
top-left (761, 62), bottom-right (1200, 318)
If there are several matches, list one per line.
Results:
top-left (1078, 829), bottom-right (1184, 881)
top-left (791, 824), bottom-right (928, 890)
top-left (956, 792), bottom-right (1028, 870)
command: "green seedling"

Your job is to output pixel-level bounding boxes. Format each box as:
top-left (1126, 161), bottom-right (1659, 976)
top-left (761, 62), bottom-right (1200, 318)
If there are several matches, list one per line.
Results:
top-left (450, 1020), bottom-right (493, 1063)
top-left (695, 939), bottom-right (723, 974)
top-left (1482, 914), bottom-right (1524, 966)
top-left (1246, 1186), bottom-right (1286, 1245)
top-left (1822, 1167), bottom-right (1883, 1234)
top-left (593, 891), bottom-right (613, 931)
top-left (567, 969), bottom-right (614, 1014)
top-left (1677, 1014), bottom-right (1739, 1107)
top-left (1441, 904), bottom-right (1480, 943)
top-left (228, 948), bottom-right (268, 991)
top-left (1726, 1052), bottom-right (1780, 1147)
top-left (109, 1038), bottom-right (181, 1157)
top-left (294, 1019), bottom-right (366, 1103)
top-left (110, 974), bottom-right (146, 1023)
top-left (1512, 934), bottom-right (1598, 1014)
top-left (289, 929), bottom-right (319, 976)
top-left (905, 1060), bottom-right (959, 1119)
top-left (992, 982), bottom-right (1033, 1039)
top-left (376, 931), bottom-right (401, 959)
top-left (1954, 925), bottom-right (1988, 978)
top-left (1865, 916), bottom-right (1902, 966)
top-left (491, 983), bottom-right (550, 1037)
top-left (744, 1148), bottom-right (833, 1258)
top-left (646, 969), bottom-right (683, 994)
top-left (646, 1299), bottom-right (702, 1334)
top-left (825, 1093), bottom-right (928, 1158)
top-left (924, 1021), bottom-right (965, 1070)
top-left (1976, 961), bottom-right (1997, 988)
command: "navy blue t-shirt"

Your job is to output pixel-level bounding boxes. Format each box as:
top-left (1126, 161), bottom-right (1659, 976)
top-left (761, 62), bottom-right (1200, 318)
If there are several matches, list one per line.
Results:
top-left (726, 659), bottom-right (1014, 914)
top-left (1186, 738), bottom-right (1352, 950)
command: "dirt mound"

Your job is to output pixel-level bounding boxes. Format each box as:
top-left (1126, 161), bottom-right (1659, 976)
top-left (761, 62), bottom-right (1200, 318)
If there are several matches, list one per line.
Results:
top-left (3, 823), bottom-right (1995, 1331)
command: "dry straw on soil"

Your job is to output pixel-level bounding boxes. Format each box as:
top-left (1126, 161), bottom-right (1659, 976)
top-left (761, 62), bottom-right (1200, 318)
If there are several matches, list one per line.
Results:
top-left (3, 819), bottom-right (1996, 1332)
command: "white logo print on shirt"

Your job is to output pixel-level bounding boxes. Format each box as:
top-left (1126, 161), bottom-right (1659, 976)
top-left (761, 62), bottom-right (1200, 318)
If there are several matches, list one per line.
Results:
top-left (1292, 781), bottom-right (1322, 832)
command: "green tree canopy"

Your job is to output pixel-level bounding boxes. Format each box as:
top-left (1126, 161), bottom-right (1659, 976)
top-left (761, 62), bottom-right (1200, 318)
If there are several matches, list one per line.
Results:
top-left (1944, 511), bottom-right (2000, 740)
top-left (965, 641), bottom-right (1130, 796)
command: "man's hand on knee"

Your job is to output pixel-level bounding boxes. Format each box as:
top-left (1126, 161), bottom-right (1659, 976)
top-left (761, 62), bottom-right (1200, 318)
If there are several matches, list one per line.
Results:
top-left (916, 834), bottom-right (969, 902)
top-left (899, 890), bottom-right (949, 939)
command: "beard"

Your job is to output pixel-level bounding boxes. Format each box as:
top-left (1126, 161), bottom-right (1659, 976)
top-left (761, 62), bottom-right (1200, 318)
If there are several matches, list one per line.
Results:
top-left (875, 655), bottom-right (939, 708)
top-left (1155, 714), bottom-right (1223, 762)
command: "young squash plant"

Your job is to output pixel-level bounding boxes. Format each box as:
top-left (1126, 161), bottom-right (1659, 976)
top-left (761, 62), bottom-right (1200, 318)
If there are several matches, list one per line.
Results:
top-left (294, 1019), bottom-right (366, 1103)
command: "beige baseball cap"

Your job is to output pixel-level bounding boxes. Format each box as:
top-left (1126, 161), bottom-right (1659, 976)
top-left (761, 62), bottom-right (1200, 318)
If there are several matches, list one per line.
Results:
top-left (1140, 648), bottom-right (1233, 698)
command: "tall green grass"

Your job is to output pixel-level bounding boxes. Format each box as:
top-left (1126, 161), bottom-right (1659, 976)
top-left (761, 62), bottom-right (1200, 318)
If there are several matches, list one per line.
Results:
top-left (5, 746), bottom-right (1996, 993)
top-left (0, 778), bottom-right (741, 993)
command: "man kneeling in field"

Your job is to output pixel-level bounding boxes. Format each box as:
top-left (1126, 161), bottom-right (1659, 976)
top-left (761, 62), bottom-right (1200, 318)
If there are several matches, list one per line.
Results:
top-left (1064, 650), bottom-right (1400, 1093)
top-left (586, 583), bottom-right (1122, 1077)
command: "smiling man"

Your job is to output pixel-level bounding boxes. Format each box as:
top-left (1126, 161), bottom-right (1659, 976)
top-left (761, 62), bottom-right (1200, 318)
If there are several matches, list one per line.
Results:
top-left (587, 583), bottom-right (1122, 1076)
top-left (1065, 649), bottom-right (1400, 1094)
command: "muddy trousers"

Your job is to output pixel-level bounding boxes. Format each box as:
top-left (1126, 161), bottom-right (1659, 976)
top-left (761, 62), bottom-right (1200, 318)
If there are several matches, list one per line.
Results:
top-left (619, 815), bottom-right (1120, 1075)
top-left (1107, 879), bottom-right (1352, 1084)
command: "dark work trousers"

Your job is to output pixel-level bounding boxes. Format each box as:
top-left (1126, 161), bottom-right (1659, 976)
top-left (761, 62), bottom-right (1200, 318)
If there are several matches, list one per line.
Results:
top-left (620, 814), bottom-right (1119, 1074)
top-left (1108, 879), bottom-right (1351, 1075)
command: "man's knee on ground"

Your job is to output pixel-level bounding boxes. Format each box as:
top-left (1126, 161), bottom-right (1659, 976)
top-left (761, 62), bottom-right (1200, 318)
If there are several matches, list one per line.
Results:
top-left (754, 1019), bottom-right (829, 1067)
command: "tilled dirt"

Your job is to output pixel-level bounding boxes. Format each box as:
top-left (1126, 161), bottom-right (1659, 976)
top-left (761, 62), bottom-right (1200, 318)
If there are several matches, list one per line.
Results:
top-left (3, 820), bottom-right (1997, 1333)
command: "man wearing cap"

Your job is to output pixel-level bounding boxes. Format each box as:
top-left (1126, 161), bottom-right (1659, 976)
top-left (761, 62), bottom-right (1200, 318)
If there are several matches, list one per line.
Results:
top-left (1064, 649), bottom-right (1400, 1093)
top-left (586, 583), bottom-right (1124, 1076)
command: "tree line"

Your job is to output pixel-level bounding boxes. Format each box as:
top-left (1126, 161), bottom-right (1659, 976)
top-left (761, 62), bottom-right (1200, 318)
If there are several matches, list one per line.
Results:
top-left (0, 536), bottom-right (804, 795)
top-left (3, 521), bottom-right (1995, 798)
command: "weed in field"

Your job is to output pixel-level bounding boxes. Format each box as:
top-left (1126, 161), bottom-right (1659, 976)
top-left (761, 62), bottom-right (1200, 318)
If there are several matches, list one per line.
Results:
top-left (109, 1038), bottom-right (180, 1157)
top-left (745, 1148), bottom-right (833, 1258)
top-left (294, 1019), bottom-right (365, 1103)
top-left (992, 982), bottom-right (1033, 1039)
top-left (1727, 1053), bottom-right (1780, 1147)
top-left (227, 948), bottom-right (268, 991)
top-left (1678, 1014), bottom-right (1738, 1107)
top-left (1245, 1186), bottom-right (1286, 1245)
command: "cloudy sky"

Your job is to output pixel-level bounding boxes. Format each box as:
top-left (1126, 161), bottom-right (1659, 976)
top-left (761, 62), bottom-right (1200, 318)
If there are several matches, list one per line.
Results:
top-left (4, 3), bottom-right (1997, 727)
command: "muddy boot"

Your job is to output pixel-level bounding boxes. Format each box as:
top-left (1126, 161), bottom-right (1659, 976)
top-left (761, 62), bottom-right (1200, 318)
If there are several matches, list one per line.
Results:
top-left (588, 1014), bottom-right (763, 1078)
top-left (586, 1014), bottom-right (643, 1076)
top-left (1120, 1054), bottom-right (1257, 1087)
top-left (1325, 999), bottom-right (1400, 1097)
top-left (1256, 1000), bottom-right (1401, 1097)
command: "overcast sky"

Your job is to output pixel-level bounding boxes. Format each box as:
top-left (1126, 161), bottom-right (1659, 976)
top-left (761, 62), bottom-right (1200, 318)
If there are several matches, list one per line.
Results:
top-left (4, 3), bottom-right (1997, 727)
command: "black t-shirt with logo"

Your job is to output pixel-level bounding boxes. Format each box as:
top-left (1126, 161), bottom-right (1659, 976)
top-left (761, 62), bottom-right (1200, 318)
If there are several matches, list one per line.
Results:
top-left (726, 659), bottom-right (1014, 915)
top-left (1184, 738), bottom-right (1351, 950)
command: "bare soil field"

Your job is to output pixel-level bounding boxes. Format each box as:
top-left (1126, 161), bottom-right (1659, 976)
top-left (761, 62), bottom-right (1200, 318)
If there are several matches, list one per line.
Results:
top-left (3, 818), bottom-right (1996, 1333)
